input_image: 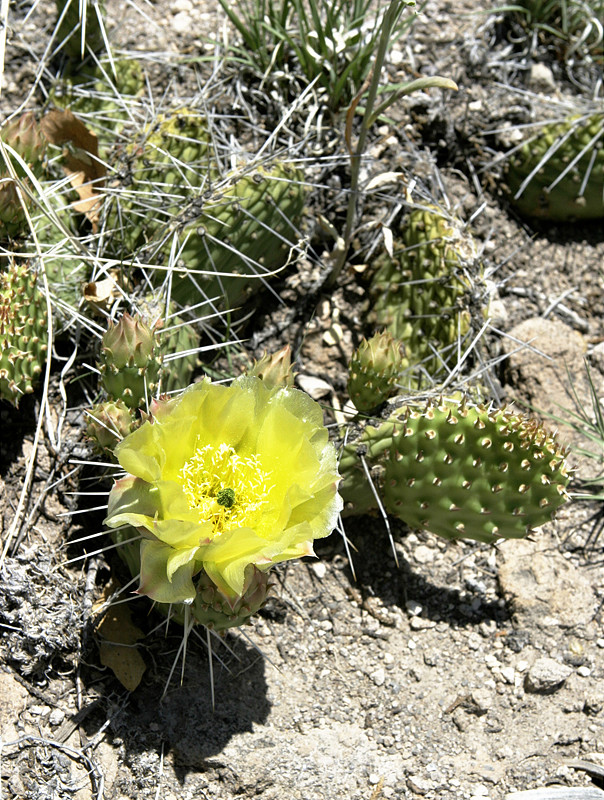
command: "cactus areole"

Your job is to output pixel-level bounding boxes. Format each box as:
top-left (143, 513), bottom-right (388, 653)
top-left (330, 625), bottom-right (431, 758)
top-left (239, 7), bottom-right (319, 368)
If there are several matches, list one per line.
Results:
top-left (104, 376), bottom-right (342, 616)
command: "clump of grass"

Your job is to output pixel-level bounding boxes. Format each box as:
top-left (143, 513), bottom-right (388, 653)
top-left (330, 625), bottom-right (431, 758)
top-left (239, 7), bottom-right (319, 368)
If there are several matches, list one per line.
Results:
top-left (502, 0), bottom-right (604, 65)
top-left (214, 0), bottom-right (419, 113)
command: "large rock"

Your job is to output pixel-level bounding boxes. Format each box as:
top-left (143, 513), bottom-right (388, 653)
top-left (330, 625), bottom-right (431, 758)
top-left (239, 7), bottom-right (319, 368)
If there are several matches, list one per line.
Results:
top-left (502, 317), bottom-right (603, 478)
top-left (497, 538), bottom-right (596, 628)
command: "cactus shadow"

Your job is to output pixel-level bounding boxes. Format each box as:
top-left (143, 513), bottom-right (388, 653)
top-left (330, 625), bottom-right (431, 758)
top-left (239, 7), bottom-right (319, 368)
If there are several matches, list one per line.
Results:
top-left (333, 516), bottom-right (511, 628)
top-left (102, 629), bottom-right (271, 778)
top-left (0, 395), bottom-right (37, 476)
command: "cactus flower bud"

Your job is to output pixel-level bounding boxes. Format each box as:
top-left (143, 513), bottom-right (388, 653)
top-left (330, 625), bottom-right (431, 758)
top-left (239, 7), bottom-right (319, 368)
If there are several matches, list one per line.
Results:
top-left (348, 331), bottom-right (406, 412)
top-left (248, 345), bottom-right (295, 389)
top-left (104, 376), bottom-right (342, 618)
top-left (99, 313), bottom-right (162, 409)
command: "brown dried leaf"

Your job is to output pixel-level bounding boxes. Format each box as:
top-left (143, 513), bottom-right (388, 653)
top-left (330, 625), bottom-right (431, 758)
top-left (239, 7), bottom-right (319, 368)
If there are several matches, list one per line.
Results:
top-left (83, 270), bottom-right (128, 313)
top-left (40, 109), bottom-right (106, 228)
top-left (96, 603), bottom-right (146, 692)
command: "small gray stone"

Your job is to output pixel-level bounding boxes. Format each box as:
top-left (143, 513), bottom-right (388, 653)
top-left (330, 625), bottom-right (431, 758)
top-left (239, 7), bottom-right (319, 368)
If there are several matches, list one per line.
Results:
top-left (529, 62), bottom-right (556, 91)
top-left (407, 775), bottom-right (432, 795)
top-left (370, 667), bottom-right (386, 687)
top-left (524, 657), bottom-right (573, 693)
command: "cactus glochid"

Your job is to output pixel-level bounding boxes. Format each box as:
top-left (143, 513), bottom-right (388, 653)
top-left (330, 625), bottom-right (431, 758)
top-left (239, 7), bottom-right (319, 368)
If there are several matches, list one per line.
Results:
top-left (339, 397), bottom-right (571, 543)
top-left (0, 260), bottom-right (49, 406)
top-left (504, 112), bottom-right (604, 221)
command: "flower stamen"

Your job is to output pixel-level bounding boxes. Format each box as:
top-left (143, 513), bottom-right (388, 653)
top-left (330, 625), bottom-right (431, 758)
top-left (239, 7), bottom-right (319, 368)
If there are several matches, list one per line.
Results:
top-left (179, 443), bottom-right (271, 535)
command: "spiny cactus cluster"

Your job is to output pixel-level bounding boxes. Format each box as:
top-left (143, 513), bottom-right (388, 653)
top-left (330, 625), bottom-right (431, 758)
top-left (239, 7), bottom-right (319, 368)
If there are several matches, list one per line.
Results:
top-left (0, 260), bottom-right (49, 406)
top-left (369, 205), bottom-right (486, 388)
top-left (504, 112), bottom-right (604, 221)
top-left (50, 57), bottom-right (145, 137)
top-left (339, 396), bottom-right (571, 542)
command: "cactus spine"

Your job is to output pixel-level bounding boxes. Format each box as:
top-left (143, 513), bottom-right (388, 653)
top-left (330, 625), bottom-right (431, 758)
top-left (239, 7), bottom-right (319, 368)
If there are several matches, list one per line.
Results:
top-left (504, 112), bottom-right (604, 221)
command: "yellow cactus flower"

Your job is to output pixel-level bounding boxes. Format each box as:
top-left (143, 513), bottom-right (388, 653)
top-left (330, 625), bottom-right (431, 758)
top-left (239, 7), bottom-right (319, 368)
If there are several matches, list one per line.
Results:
top-left (104, 376), bottom-right (342, 604)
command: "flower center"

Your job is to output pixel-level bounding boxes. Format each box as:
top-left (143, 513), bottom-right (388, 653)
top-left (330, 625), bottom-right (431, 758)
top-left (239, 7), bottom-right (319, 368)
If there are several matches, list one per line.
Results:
top-left (179, 442), bottom-right (271, 534)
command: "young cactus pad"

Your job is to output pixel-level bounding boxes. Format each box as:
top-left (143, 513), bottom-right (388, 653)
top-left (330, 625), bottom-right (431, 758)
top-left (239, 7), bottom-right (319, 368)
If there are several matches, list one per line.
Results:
top-left (103, 375), bottom-right (342, 624)
top-left (370, 206), bottom-right (485, 387)
top-left (348, 331), bottom-right (406, 412)
top-left (504, 112), bottom-right (604, 221)
top-left (340, 398), bottom-right (571, 543)
top-left (0, 261), bottom-right (49, 405)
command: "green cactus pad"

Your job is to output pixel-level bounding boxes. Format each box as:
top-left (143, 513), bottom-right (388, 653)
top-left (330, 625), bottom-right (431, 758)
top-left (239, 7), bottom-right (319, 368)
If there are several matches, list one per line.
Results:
top-left (370, 206), bottom-right (485, 388)
top-left (99, 313), bottom-right (163, 409)
top-left (340, 399), bottom-right (572, 543)
top-left (106, 107), bottom-right (215, 252)
top-left (163, 159), bottom-right (307, 310)
top-left (504, 113), bottom-right (604, 221)
top-left (49, 57), bottom-right (145, 137)
top-left (348, 331), bottom-right (406, 412)
top-left (0, 260), bottom-right (49, 406)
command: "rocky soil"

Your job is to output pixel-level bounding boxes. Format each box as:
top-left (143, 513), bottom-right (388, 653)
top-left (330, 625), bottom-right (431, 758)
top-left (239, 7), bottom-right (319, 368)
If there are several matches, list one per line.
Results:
top-left (0, 1), bottom-right (603, 799)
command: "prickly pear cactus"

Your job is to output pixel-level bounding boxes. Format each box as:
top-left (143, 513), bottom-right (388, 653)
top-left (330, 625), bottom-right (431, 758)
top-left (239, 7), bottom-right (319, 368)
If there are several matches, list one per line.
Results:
top-left (340, 397), bottom-right (571, 542)
top-left (50, 57), bottom-right (145, 137)
top-left (370, 206), bottom-right (485, 388)
top-left (106, 107), bottom-right (215, 252)
top-left (163, 159), bottom-right (307, 309)
top-left (348, 331), bottom-right (407, 412)
top-left (1, 113), bottom-right (49, 239)
top-left (504, 112), bottom-right (604, 221)
top-left (98, 313), bottom-right (162, 409)
top-left (0, 260), bottom-right (49, 406)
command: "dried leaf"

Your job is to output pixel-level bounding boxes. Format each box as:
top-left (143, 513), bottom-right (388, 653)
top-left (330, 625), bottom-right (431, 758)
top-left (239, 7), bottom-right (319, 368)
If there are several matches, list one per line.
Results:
top-left (40, 109), bottom-right (106, 228)
top-left (96, 603), bottom-right (146, 692)
top-left (83, 271), bottom-right (126, 313)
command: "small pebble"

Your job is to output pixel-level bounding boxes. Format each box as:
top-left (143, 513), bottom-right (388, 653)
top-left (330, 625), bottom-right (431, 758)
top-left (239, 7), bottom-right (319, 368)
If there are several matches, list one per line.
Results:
top-left (49, 708), bottom-right (65, 727)
top-left (406, 600), bottom-right (423, 616)
top-left (370, 668), bottom-right (385, 687)
top-left (311, 562), bottom-right (327, 579)
top-left (577, 666), bottom-right (592, 677)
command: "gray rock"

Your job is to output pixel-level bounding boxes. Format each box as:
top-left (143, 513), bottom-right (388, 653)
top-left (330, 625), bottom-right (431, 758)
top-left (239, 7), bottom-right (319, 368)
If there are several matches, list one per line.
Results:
top-left (524, 657), bottom-right (573, 694)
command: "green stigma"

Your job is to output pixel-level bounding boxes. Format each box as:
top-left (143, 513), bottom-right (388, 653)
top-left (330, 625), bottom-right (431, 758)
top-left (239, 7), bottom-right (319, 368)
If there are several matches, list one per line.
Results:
top-left (216, 487), bottom-right (236, 509)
